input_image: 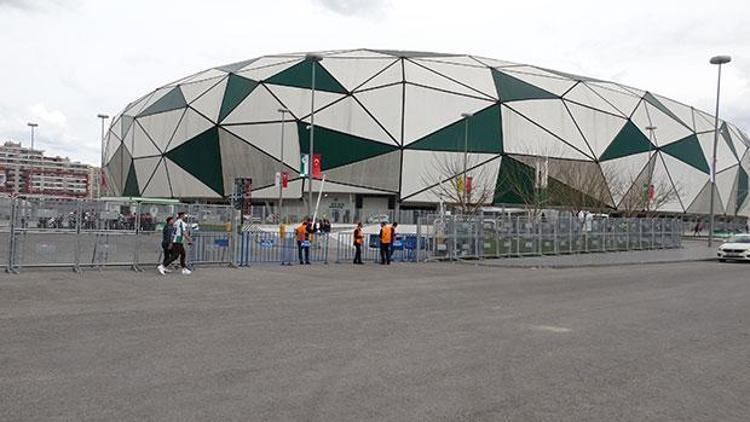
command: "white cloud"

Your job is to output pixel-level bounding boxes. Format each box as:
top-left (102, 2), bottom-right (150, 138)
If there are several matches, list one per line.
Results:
top-left (313, 0), bottom-right (390, 17)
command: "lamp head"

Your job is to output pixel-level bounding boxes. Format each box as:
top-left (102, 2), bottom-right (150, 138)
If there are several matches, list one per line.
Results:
top-left (710, 55), bottom-right (731, 65)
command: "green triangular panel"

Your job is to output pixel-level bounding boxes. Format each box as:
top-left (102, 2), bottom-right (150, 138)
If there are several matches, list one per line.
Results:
top-left (139, 87), bottom-right (187, 117)
top-left (720, 123), bottom-right (739, 159)
top-left (122, 162), bottom-right (139, 197)
top-left (492, 69), bottom-right (557, 102)
top-left (660, 135), bottom-right (709, 174)
top-left (738, 167), bottom-right (748, 213)
top-left (219, 74), bottom-right (258, 122)
top-left (297, 122), bottom-right (398, 170)
top-left (266, 59), bottom-right (347, 94)
top-left (599, 120), bottom-right (655, 161)
top-left (494, 156), bottom-right (535, 204)
top-left (165, 127), bottom-right (224, 194)
top-left (643, 92), bottom-right (688, 127)
top-left (121, 115), bottom-right (134, 139)
top-left (406, 105), bottom-right (502, 153)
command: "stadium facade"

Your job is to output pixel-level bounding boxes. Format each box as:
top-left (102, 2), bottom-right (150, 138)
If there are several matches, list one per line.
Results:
top-left (103, 49), bottom-right (750, 215)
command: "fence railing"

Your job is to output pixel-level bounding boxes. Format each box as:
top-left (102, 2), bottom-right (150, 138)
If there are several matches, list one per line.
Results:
top-left (414, 215), bottom-right (684, 261)
top-left (1, 196), bottom-right (235, 273)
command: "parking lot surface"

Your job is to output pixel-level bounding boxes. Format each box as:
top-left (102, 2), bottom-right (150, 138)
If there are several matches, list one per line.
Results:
top-left (1, 261), bottom-right (749, 421)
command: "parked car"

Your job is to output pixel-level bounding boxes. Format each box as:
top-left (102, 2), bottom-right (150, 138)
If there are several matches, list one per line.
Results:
top-left (717, 234), bottom-right (750, 262)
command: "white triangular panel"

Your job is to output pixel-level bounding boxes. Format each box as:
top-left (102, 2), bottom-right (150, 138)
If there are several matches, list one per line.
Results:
top-left (355, 61), bottom-right (403, 91)
top-left (301, 96), bottom-right (397, 146)
top-left (420, 56), bottom-right (491, 67)
top-left (698, 132), bottom-right (737, 173)
top-left (164, 158), bottom-right (221, 198)
top-left (651, 153), bottom-right (683, 212)
top-left (501, 69), bottom-right (576, 96)
top-left (223, 123), bottom-right (300, 170)
top-left (178, 69), bottom-right (227, 85)
top-left (133, 156), bottom-right (161, 193)
top-left (586, 82), bottom-right (641, 118)
top-left (263, 84), bottom-right (346, 120)
top-left (180, 76), bottom-right (225, 104)
top-left (726, 123), bottom-right (748, 159)
top-left (104, 131), bottom-right (121, 165)
top-left (123, 92), bottom-right (154, 117)
top-left (320, 58), bottom-right (397, 91)
top-left (413, 58), bottom-right (497, 100)
top-left (472, 56), bottom-right (519, 68)
top-left (599, 151), bottom-right (651, 206)
top-left (236, 58), bottom-right (303, 81)
top-left (404, 60), bottom-right (489, 98)
top-left (403, 85), bottom-right (493, 146)
top-left (325, 150), bottom-right (401, 192)
top-left (660, 152), bottom-right (709, 211)
top-left (564, 83), bottom-right (622, 115)
top-left (693, 108), bottom-right (716, 133)
top-left (137, 108), bottom-right (185, 153)
top-left (501, 105), bottom-right (590, 160)
top-left (141, 158), bottom-right (172, 198)
top-left (167, 108), bottom-right (214, 152)
top-left (310, 179), bottom-right (391, 195)
top-left (190, 77), bottom-right (227, 123)
top-left (326, 50), bottom-right (395, 59)
top-left (565, 101), bottom-right (627, 158)
top-left (222, 84), bottom-right (287, 124)
top-left (653, 94), bottom-right (695, 131)
top-left (631, 102), bottom-right (692, 146)
top-left (508, 99), bottom-right (594, 159)
top-left (131, 121), bottom-right (161, 158)
top-left (716, 165), bottom-right (739, 213)
top-left (400, 149), bottom-right (500, 200)
top-left (687, 182), bottom-right (724, 214)
top-left (354, 85), bottom-right (403, 144)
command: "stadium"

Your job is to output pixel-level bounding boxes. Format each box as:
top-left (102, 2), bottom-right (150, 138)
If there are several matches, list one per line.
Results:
top-left (103, 49), bottom-right (750, 216)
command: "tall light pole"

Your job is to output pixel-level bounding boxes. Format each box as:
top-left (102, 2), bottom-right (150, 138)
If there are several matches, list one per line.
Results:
top-left (645, 125), bottom-right (657, 212)
top-left (27, 122), bottom-right (38, 195)
top-left (277, 108), bottom-right (289, 223)
top-left (97, 114), bottom-right (110, 198)
top-left (708, 55), bottom-right (731, 247)
top-left (460, 112), bottom-right (473, 212)
top-left (305, 53), bottom-right (321, 218)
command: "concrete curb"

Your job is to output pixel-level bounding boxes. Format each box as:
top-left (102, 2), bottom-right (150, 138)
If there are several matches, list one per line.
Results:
top-left (457, 257), bottom-right (718, 270)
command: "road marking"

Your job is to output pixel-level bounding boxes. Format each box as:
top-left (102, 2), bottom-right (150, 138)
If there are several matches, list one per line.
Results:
top-left (530, 325), bottom-right (572, 333)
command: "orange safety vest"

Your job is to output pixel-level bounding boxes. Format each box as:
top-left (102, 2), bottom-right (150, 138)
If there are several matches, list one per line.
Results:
top-left (380, 225), bottom-right (392, 244)
top-left (354, 227), bottom-right (364, 245)
top-left (295, 224), bottom-right (308, 241)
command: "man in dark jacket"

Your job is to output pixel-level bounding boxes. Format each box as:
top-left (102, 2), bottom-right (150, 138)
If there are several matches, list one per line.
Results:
top-left (157, 216), bottom-right (175, 275)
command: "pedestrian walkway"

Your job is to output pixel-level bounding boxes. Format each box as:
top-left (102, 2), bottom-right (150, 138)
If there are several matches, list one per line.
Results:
top-left (469, 239), bottom-right (717, 268)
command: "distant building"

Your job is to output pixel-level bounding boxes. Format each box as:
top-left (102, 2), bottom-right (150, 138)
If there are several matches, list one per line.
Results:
top-left (0, 141), bottom-right (99, 198)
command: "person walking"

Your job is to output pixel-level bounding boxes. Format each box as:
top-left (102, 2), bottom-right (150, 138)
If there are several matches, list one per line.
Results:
top-left (157, 216), bottom-right (175, 275)
top-left (379, 221), bottom-right (392, 265)
top-left (353, 221), bottom-right (364, 264)
top-left (296, 217), bottom-right (312, 265)
top-left (170, 211), bottom-right (192, 275)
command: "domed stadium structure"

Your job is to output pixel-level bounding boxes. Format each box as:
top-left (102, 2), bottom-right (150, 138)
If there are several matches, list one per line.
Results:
top-left (103, 49), bottom-right (750, 215)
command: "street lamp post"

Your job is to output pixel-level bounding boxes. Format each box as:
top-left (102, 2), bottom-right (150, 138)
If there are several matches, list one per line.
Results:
top-left (708, 55), bottom-right (731, 247)
top-left (97, 114), bottom-right (110, 198)
top-left (27, 122), bottom-right (38, 195)
top-left (645, 125), bottom-right (657, 212)
top-left (277, 108), bottom-right (289, 223)
top-left (305, 54), bottom-right (321, 218)
top-left (460, 112), bottom-right (473, 212)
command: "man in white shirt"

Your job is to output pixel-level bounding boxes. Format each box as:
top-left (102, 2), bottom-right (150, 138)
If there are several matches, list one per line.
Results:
top-left (171, 211), bottom-right (192, 275)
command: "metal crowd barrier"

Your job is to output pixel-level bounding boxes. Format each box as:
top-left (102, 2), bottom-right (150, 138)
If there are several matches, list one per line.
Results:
top-left (237, 231), bottom-right (330, 265)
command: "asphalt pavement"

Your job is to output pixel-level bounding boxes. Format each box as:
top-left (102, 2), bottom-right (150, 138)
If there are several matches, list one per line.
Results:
top-left (1, 261), bottom-right (749, 421)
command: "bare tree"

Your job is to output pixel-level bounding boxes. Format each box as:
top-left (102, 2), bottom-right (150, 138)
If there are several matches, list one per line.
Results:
top-left (420, 153), bottom-right (496, 216)
top-left (609, 156), bottom-right (683, 217)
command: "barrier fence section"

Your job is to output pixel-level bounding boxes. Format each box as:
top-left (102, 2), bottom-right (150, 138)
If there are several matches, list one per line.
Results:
top-left (2, 196), bottom-right (234, 273)
top-left (413, 215), bottom-right (684, 262)
top-left (236, 231), bottom-right (329, 265)
top-left (333, 232), bottom-right (426, 264)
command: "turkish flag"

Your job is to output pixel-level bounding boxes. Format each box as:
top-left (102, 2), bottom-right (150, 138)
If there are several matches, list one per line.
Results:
top-left (281, 171), bottom-right (288, 188)
top-left (312, 154), bottom-right (322, 179)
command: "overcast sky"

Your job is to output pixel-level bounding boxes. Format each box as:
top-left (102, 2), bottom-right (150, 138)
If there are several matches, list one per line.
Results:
top-left (0, 0), bottom-right (748, 165)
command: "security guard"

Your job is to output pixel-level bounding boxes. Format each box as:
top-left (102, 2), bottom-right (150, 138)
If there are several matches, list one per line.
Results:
top-left (353, 222), bottom-right (364, 264)
top-left (296, 217), bottom-right (312, 265)
top-left (379, 221), bottom-right (392, 265)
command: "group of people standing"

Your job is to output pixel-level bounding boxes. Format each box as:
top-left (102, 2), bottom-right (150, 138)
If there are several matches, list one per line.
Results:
top-left (353, 221), bottom-right (398, 265)
top-left (157, 211), bottom-right (192, 275)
